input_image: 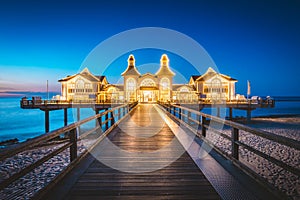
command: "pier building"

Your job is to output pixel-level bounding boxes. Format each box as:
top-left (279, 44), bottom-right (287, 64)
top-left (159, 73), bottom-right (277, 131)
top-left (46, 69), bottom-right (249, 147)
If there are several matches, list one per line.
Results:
top-left (58, 54), bottom-right (237, 103)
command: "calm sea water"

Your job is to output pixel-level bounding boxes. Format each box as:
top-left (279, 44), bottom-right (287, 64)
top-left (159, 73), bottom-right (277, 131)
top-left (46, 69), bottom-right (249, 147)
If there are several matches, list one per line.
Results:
top-left (0, 97), bottom-right (97, 142)
top-left (0, 96), bottom-right (299, 142)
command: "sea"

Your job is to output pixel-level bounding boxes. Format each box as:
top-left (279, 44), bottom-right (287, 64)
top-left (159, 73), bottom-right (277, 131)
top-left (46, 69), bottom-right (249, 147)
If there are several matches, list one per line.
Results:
top-left (0, 94), bottom-right (300, 143)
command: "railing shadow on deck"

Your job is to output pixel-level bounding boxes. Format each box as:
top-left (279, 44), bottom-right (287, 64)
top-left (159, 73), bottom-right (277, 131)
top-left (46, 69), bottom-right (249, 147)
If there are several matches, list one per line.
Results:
top-left (0, 102), bottom-right (138, 199)
top-left (159, 102), bottom-right (299, 199)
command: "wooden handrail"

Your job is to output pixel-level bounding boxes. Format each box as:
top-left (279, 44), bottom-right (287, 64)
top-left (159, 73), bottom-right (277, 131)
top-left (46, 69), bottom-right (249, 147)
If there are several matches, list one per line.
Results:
top-left (158, 103), bottom-right (300, 179)
top-left (166, 103), bottom-right (300, 151)
top-left (0, 102), bottom-right (138, 192)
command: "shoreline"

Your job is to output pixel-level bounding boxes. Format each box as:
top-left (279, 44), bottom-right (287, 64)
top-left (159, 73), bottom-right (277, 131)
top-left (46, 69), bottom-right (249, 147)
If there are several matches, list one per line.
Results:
top-left (1, 114), bottom-right (299, 147)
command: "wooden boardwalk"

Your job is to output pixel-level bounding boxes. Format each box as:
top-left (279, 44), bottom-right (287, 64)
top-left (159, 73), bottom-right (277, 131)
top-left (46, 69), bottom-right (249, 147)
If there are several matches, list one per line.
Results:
top-left (46, 104), bottom-right (220, 199)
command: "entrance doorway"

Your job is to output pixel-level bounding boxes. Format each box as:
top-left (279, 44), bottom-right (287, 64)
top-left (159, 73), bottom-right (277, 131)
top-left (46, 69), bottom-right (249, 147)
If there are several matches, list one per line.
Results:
top-left (140, 90), bottom-right (157, 103)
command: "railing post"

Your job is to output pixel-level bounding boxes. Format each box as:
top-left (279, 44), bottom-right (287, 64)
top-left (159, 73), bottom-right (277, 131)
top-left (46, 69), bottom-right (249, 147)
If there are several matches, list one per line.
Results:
top-left (231, 127), bottom-right (239, 160)
top-left (187, 111), bottom-right (191, 125)
top-left (70, 128), bottom-right (78, 162)
top-left (201, 116), bottom-right (206, 137)
top-left (77, 107), bottom-right (81, 134)
top-left (179, 108), bottom-right (182, 120)
top-left (105, 108), bottom-right (109, 130)
top-left (197, 114), bottom-right (201, 134)
top-left (97, 114), bottom-right (102, 130)
top-left (111, 110), bottom-right (115, 125)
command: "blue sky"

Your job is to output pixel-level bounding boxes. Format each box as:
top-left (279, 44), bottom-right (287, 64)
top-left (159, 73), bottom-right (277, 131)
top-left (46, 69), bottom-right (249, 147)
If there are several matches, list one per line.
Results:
top-left (0, 0), bottom-right (299, 96)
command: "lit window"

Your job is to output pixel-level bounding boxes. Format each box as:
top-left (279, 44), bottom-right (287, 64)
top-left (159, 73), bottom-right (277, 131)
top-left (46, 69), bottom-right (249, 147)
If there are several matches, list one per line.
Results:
top-left (160, 78), bottom-right (170, 90)
top-left (126, 78), bottom-right (136, 91)
top-left (141, 78), bottom-right (155, 86)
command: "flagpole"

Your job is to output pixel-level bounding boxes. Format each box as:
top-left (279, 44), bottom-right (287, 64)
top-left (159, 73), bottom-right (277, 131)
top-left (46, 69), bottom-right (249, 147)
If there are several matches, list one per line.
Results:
top-left (247, 80), bottom-right (250, 102)
top-left (47, 80), bottom-right (49, 100)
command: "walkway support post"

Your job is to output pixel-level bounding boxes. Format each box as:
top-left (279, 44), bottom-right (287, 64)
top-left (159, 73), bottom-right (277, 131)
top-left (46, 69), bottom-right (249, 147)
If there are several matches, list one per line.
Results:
top-left (246, 109), bottom-right (251, 123)
top-left (45, 110), bottom-right (49, 133)
top-left (64, 108), bottom-right (68, 126)
top-left (229, 107), bottom-right (233, 120)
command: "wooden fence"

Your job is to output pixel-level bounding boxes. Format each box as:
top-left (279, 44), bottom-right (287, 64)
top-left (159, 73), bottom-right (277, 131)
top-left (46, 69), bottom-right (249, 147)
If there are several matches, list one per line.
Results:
top-left (159, 102), bottom-right (299, 198)
top-left (0, 102), bottom-right (138, 198)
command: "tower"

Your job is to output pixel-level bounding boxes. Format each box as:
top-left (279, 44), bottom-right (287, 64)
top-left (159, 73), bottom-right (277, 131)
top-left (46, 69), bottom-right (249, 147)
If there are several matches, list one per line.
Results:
top-left (155, 54), bottom-right (175, 102)
top-left (121, 55), bottom-right (140, 102)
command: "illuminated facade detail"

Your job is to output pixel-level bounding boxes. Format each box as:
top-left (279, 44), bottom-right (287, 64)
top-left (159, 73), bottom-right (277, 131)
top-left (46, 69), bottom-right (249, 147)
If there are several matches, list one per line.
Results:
top-left (190, 67), bottom-right (237, 102)
top-left (58, 54), bottom-right (237, 103)
top-left (58, 68), bottom-right (102, 102)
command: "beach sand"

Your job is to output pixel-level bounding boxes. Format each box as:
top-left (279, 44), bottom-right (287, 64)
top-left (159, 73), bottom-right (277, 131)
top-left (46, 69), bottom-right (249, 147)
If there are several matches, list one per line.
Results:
top-left (206, 116), bottom-right (300, 199)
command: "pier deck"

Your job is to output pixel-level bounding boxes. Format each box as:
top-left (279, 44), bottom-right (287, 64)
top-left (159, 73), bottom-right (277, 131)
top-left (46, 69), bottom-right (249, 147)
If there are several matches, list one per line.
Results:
top-left (44, 104), bottom-right (220, 199)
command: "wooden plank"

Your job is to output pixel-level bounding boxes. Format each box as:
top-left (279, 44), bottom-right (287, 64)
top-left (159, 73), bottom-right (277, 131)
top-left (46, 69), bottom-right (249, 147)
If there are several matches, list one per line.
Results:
top-left (46, 104), bottom-right (220, 199)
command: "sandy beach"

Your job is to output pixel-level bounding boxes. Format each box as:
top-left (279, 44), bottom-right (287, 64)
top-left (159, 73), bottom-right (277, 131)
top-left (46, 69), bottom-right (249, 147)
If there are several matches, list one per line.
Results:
top-left (0, 137), bottom-right (98, 199)
top-left (206, 116), bottom-right (300, 199)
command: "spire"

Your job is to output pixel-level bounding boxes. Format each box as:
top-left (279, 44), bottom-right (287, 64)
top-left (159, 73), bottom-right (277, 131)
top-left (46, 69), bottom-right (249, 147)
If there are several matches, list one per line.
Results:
top-left (155, 54), bottom-right (175, 76)
top-left (128, 54), bottom-right (135, 66)
top-left (161, 54), bottom-right (169, 66)
top-left (121, 54), bottom-right (140, 76)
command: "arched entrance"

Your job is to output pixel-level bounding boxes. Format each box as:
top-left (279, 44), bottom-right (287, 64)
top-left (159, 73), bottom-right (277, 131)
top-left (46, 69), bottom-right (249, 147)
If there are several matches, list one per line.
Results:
top-left (138, 78), bottom-right (158, 103)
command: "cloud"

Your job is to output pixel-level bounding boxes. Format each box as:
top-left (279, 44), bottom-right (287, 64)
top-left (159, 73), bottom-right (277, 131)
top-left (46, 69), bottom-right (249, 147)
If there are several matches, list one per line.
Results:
top-left (0, 86), bottom-right (16, 90)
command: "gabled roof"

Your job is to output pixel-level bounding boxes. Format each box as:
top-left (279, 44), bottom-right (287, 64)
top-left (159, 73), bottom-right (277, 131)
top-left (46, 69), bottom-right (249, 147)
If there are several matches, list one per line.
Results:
top-left (96, 76), bottom-right (106, 82)
top-left (191, 75), bottom-right (201, 81)
top-left (172, 84), bottom-right (195, 91)
top-left (58, 68), bottom-right (100, 82)
top-left (121, 65), bottom-right (141, 76)
top-left (140, 73), bottom-right (157, 78)
top-left (96, 76), bottom-right (108, 84)
top-left (196, 67), bottom-right (237, 82)
top-left (58, 74), bottom-right (77, 82)
top-left (189, 75), bottom-right (201, 85)
top-left (103, 84), bottom-right (123, 91)
top-left (155, 66), bottom-right (175, 76)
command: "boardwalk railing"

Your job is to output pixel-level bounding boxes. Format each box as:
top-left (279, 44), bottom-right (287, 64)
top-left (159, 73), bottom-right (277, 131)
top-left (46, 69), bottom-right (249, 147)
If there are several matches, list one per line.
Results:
top-left (159, 102), bottom-right (299, 197)
top-left (0, 102), bottom-right (138, 198)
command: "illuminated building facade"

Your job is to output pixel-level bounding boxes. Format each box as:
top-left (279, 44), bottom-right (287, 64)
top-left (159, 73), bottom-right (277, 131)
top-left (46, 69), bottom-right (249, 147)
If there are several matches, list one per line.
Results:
top-left (58, 54), bottom-right (237, 103)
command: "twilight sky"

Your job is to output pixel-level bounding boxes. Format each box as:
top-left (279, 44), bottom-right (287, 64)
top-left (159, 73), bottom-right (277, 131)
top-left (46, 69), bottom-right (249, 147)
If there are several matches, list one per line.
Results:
top-left (0, 0), bottom-right (299, 96)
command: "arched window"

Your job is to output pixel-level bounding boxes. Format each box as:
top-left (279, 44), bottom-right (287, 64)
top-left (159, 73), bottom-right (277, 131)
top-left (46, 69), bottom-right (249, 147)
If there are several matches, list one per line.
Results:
top-left (75, 79), bottom-right (85, 93)
top-left (108, 87), bottom-right (116, 93)
top-left (140, 78), bottom-right (156, 86)
top-left (160, 77), bottom-right (170, 90)
top-left (211, 78), bottom-right (222, 93)
top-left (126, 78), bottom-right (136, 91)
top-left (76, 79), bottom-right (84, 89)
top-left (179, 87), bottom-right (189, 92)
